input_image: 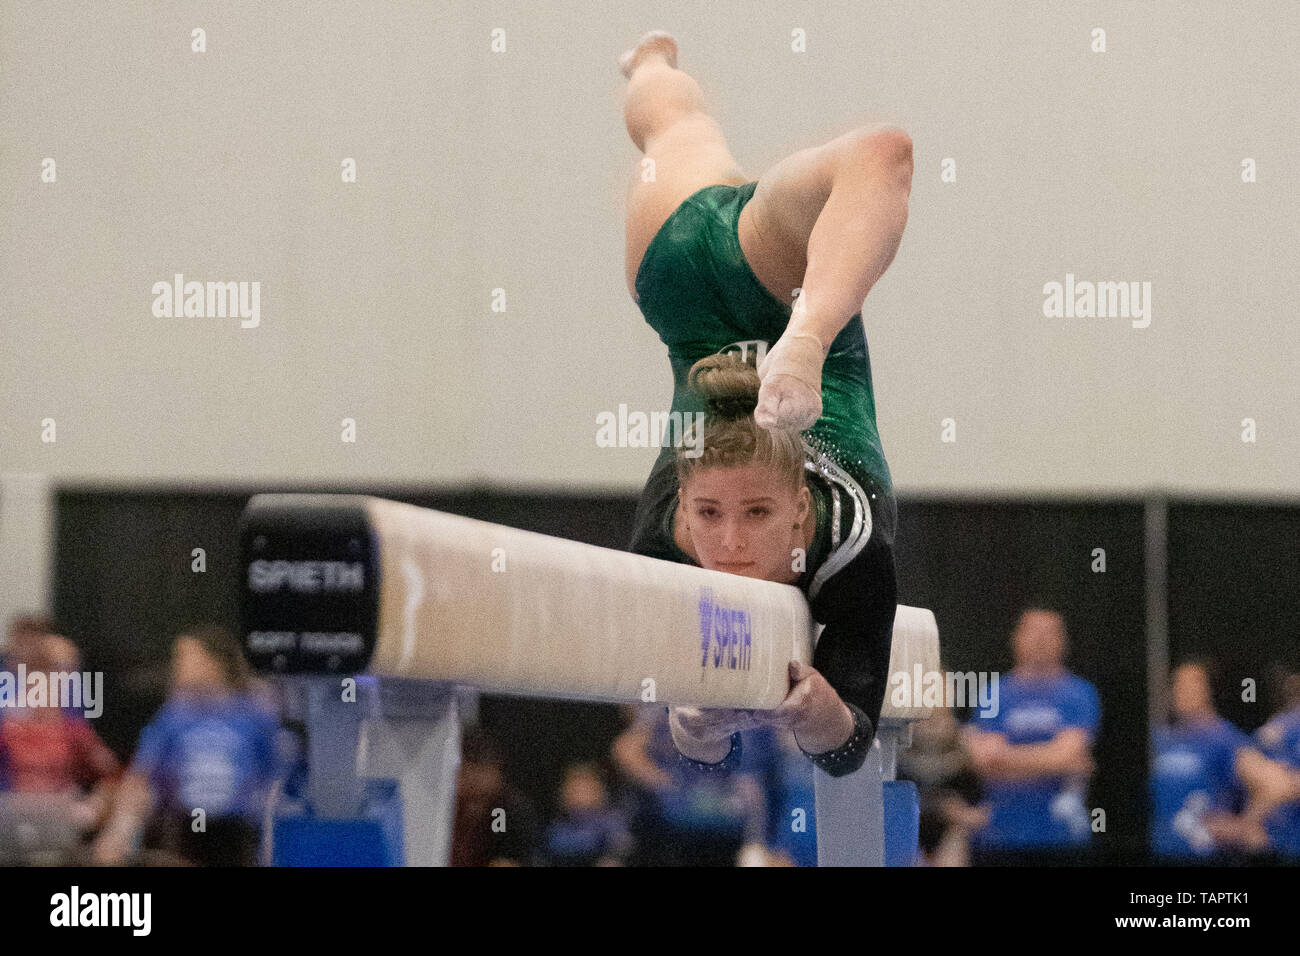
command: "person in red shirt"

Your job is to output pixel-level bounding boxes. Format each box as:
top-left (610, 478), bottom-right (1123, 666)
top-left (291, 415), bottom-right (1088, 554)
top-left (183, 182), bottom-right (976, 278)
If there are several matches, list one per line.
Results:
top-left (0, 632), bottom-right (120, 830)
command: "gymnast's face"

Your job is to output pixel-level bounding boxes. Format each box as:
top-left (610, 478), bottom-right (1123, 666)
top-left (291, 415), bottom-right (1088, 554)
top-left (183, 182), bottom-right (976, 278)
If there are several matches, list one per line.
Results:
top-left (679, 463), bottom-right (810, 583)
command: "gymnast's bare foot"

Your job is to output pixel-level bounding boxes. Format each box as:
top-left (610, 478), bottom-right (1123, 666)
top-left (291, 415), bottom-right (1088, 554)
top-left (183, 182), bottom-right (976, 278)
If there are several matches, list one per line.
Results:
top-left (619, 30), bottom-right (678, 78)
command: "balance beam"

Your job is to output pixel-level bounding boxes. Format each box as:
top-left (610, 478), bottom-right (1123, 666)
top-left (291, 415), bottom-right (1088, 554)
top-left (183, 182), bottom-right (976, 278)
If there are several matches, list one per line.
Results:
top-left (238, 494), bottom-right (940, 866)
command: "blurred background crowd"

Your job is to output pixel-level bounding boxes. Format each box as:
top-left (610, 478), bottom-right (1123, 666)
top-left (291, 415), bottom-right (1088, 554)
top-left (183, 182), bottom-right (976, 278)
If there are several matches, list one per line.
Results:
top-left (3, 607), bottom-right (1296, 867)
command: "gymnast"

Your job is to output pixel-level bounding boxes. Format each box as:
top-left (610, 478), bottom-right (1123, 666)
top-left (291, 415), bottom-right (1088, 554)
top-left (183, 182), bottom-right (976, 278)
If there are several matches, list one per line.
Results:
top-left (619, 33), bottom-right (913, 777)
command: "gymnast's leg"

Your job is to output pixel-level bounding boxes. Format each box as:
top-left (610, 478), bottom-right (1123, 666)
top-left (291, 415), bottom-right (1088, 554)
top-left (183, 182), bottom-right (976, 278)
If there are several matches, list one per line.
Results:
top-left (620, 32), bottom-right (749, 299)
top-left (741, 126), bottom-right (914, 430)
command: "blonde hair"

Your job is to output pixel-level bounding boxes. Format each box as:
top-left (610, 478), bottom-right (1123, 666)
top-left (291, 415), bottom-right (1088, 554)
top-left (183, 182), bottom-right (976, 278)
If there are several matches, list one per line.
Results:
top-left (675, 351), bottom-right (805, 491)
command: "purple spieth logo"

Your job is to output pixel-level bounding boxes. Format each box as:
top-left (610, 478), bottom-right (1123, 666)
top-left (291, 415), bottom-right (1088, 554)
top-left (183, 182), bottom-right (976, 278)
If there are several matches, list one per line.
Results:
top-left (697, 587), bottom-right (752, 671)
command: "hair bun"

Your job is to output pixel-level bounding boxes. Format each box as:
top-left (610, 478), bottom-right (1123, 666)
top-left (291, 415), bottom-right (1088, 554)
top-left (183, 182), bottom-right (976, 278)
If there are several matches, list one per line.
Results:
top-left (706, 394), bottom-right (755, 420)
top-left (687, 351), bottom-right (760, 420)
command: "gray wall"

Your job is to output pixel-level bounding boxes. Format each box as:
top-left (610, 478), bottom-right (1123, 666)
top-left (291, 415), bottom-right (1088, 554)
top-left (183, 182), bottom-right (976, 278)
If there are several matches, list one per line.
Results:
top-left (4, 1), bottom-right (1296, 495)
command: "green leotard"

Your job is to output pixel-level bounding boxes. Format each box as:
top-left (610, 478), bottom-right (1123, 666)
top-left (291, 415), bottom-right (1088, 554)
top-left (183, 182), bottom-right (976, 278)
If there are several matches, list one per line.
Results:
top-left (627, 182), bottom-right (899, 776)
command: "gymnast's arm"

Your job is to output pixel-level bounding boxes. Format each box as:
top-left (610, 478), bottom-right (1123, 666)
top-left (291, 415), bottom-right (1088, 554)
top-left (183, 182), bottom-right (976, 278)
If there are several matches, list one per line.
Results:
top-left (756, 130), bottom-right (912, 431)
top-left (782, 130), bottom-right (912, 355)
top-left (791, 539), bottom-right (896, 776)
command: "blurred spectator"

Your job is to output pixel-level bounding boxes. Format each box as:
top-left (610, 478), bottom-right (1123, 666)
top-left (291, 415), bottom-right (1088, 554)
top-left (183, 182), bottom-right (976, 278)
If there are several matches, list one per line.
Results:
top-left (40, 632), bottom-right (81, 672)
top-left (1, 614), bottom-right (57, 671)
top-left (0, 628), bottom-right (120, 862)
top-left (963, 608), bottom-right (1099, 865)
top-left (1151, 660), bottom-right (1248, 860)
top-left (899, 709), bottom-right (987, 867)
top-left (1, 616), bottom-right (49, 790)
top-left (92, 625), bottom-right (281, 866)
top-left (1, 617), bottom-right (39, 792)
top-left (1150, 659), bottom-right (1300, 861)
top-left (0, 633), bottom-right (119, 803)
top-left (1255, 671), bottom-right (1300, 860)
top-left (539, 761), bottom-right (631, 866)
top-left (611, 704), bottom-right (774, 866)
top-left (450, 727), bottom-right (538, 866)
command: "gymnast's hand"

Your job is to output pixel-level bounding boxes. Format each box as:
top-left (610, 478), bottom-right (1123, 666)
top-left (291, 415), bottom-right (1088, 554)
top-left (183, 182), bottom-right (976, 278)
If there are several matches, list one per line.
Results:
top-left (756, 660), bottom-right (855, 755)
top-left (669, 705), bottom-right (765, 744)
top-left (755, 329), bottom-right (825, 432)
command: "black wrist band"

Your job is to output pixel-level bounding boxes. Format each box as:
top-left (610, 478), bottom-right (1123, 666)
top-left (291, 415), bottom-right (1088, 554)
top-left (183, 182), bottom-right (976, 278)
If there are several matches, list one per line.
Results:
top-left (677, 731), bottom-right (742, 772)
top-left (801, 702), bottom-right (875, 777)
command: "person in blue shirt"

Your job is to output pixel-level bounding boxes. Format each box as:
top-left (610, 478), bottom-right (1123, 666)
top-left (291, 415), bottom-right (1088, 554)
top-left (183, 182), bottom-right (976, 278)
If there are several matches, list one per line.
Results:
top-left (963, 608), bottom-right (1100, 864)
top-left (1151, 660), bottom-right (1251, 861)
top-left (612, 704), bottom-right (778, 866)
top-left (540, 761), bottom-right (632, 866)
top-left (92, 624), bottom-right (282, 866)
top-left (1252, 671), bottom-right (1300, 860)
top-left (1150, 659), bottom-right (1300, 862)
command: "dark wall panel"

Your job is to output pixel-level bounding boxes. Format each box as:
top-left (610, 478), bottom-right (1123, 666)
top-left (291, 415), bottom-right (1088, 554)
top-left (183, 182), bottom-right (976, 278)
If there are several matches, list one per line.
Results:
top-left (1168, 503), bottom-right (1300, 732)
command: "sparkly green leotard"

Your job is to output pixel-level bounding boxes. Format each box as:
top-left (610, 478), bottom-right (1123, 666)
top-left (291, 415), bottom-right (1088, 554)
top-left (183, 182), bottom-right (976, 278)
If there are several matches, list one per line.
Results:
top-left (627, 182), bottom-right (899, 772)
